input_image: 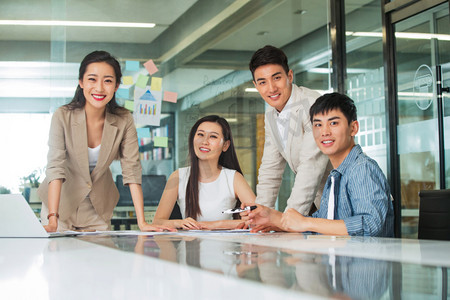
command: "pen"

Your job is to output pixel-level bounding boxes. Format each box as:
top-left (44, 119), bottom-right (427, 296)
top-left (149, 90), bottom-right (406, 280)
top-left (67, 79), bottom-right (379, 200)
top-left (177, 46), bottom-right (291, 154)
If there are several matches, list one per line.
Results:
top-left (222, 205), bottom-right (257, 214)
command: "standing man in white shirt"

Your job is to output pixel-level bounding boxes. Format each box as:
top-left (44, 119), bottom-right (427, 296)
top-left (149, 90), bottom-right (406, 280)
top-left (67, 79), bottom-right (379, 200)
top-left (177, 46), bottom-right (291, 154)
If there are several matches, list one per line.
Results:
top-left (250, 45), bottom-right (331, 226)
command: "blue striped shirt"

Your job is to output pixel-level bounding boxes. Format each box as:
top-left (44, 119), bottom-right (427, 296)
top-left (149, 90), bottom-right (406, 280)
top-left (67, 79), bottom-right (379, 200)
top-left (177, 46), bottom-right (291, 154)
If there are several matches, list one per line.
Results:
top-left (312, 145), bottom-right (394, 237)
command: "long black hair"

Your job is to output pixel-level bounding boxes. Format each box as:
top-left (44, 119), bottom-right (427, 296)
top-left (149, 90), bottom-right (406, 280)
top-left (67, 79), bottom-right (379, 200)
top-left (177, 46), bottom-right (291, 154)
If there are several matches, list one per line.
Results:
top-left (65, 50), bottom-right (126, 114)
top-left (185, 115), bottom-right (242, 219)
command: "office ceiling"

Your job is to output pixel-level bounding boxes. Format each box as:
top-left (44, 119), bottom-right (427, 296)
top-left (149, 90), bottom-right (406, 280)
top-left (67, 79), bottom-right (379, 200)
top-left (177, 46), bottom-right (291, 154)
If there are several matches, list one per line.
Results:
top-left (0, 0), bottom-right (375, 111)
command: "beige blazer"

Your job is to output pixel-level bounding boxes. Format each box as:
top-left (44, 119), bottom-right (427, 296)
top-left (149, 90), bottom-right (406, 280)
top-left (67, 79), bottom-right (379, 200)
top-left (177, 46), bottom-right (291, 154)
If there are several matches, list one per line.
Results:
top-left (256, 84), bottom-right (332, 215)
top-left (38, 106), bottom-right (142, 222)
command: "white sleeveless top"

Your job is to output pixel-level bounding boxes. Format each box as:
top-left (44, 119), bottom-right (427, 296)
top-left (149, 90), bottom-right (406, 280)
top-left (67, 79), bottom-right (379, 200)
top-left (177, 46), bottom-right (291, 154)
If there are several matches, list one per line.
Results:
top-left (177, 167), bottom-right (237, 221)
top-left (88, 145), bottom-right (101, 173)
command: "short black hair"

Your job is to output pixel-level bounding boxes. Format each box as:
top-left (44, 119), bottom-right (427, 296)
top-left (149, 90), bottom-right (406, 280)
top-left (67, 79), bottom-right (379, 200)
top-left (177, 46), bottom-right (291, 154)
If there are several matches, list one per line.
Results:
top-left (309, 93), bottom-right (357, 124)
top-left (249, 45), bottom-right (290, 80)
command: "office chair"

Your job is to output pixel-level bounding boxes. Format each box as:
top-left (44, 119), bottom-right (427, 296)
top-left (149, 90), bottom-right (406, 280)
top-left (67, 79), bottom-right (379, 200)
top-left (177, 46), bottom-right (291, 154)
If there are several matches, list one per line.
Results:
top-left (116, 174), bottom-right (166, 207)
top-left (418, 189), bottom-right (450, 241)
top-left (115, 174), bottom-right (182, 219)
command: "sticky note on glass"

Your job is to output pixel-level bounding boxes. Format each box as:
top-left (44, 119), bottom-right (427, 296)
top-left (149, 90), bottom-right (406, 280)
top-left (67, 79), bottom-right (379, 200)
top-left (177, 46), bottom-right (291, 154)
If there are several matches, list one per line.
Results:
top-left (122, 76), bottom-right (134, 85)
top-left (151, 77), bottom-right (162, 91)
top-left (124, 100), bottom-right (134, 111)
top-left (163, 91), bottom-right (178, 103)
top-left (116, 88), bottom-right (129, 99)
top-left (136, 74), bottom-right (149, 89)
top-left (144, 59), bottom-right (158, 75)
top-left (154, 136), bottom-right (168, 148)
top-left (125, 61), bottom-right (140, 71)
top-left (136, 127), bottom-right (151, 139)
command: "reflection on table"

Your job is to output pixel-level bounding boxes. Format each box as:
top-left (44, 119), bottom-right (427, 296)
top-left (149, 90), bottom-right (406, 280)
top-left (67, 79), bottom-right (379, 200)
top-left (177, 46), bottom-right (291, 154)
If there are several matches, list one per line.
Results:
top-left (1, 233), bottom-right (449, 300)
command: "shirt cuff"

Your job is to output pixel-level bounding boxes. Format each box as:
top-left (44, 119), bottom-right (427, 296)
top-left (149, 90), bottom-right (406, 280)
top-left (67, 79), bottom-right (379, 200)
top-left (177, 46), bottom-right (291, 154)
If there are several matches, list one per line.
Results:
top-left (343, 216), bottom-right (364, 236)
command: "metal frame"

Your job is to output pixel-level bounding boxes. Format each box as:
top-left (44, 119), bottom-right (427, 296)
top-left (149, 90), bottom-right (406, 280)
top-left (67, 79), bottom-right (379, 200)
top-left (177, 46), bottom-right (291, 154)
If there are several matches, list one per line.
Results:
top-left (389, 0), bottom-right (447, 23)
top-left (382, 0), bottom-right (402, 238)
top-left (330, 0), bottom-right (347, 93)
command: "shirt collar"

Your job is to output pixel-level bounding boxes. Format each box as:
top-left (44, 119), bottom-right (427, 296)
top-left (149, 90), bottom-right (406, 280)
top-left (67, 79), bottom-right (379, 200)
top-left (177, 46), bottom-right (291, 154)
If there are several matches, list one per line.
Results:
top-left (331, 144), bottom-right (363, 177)
top-left (276, 87), bottom-right (294, 118)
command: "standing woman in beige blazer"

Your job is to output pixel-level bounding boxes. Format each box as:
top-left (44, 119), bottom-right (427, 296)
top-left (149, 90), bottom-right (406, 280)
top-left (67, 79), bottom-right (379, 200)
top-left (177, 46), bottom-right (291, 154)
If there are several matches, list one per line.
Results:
top-left (38, 50), bottom-right (174, 233)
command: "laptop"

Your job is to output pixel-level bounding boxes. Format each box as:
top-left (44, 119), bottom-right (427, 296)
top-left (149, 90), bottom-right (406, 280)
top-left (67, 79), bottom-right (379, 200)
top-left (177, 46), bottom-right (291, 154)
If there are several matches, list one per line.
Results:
top-left (0, 194), bottom-right (79, 238)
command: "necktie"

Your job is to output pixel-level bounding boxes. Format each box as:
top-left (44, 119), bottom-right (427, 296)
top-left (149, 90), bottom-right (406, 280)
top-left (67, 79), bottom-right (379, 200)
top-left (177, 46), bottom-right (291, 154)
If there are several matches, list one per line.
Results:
top-left (327, 176), bottom-right (335, 220)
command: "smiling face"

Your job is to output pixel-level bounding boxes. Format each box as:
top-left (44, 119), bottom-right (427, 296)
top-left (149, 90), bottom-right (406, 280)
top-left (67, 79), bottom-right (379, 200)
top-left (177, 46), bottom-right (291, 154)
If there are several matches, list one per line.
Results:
top-left (312, 109), bottom-right (359, 168)
top-left (253, 64), bottom-right (293, 112)
top-left (193, 121), bottom-right (230, 162)
top-left (79, 62), bottom-right (119, 112)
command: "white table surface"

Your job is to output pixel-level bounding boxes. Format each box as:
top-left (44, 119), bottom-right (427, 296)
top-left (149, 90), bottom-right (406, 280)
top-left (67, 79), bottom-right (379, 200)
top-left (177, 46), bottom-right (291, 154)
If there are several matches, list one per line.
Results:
top-left (1, 232), bottom-right (449, 300)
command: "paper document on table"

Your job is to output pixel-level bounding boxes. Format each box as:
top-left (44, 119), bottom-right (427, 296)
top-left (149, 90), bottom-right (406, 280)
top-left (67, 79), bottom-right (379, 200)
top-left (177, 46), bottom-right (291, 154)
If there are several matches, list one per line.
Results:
top-left (182, 229), bottom-right (253, 235)
top-left (64, 230), bottom-right (176, 236)
top-left (98, 230), bottom-right (176, 236)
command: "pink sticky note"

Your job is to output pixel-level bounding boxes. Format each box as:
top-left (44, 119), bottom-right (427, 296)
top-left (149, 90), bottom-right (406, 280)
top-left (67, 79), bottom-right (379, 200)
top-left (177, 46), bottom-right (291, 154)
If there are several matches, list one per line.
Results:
top-left (163, 91), bottom-right (178, 103)
top-left (144, 59), bottom-right (158, 75)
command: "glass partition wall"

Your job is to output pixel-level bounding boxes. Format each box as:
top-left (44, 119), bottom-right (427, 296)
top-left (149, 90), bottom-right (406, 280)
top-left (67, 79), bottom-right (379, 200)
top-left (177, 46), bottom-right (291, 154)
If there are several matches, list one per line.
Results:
top-left (393, 2), bottom-right (450, 238)
top-left (2, 0), bottom-right (448, 237)
top-left (345, 0), bottom-right (386, 173)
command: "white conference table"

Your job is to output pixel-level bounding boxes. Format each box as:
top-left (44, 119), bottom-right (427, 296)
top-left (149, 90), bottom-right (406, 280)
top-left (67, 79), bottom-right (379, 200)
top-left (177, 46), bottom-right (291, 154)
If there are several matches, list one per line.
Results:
top-left (1, 231), bottom-right (449, 300)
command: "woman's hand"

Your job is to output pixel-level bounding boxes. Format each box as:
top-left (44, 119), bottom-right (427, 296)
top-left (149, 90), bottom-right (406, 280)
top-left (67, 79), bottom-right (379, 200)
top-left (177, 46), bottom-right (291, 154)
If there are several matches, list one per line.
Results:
top-left (139, 221), bottom-right (177, 232)
top-left (44, 224), bottom-right (58, 232)
top-left (44, 218), bottom-right (58, 232)
top-left (234, 221), bottom-right (248, 229)
top-left (197, 221), bottom-right (212, 230)
top-left (178, 217), bottom-right (204, 230)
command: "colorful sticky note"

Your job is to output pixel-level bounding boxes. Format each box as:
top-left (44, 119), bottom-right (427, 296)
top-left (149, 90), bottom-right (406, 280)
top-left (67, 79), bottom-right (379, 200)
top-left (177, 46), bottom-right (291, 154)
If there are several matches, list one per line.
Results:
top-left (163, 91), bottom-right (178, 103)
top-left (154, 136), bottom-right (168, 148)
top-left (124, 100), bottom-right (134, 111)
top-left (125, 60), bottom-right (140, 71)
top-left (116, 88), bottom-right (129, 99)
top-left (122, 76), bottom-right (134, 85)
top-left (144, 59), bottom-right (158, 75)
top-left (136, 74), bottom-right (149, 89)
top-left (151, 77), bottom-right (162, 91)
top-left (136, 127), bottom-right (151, 138)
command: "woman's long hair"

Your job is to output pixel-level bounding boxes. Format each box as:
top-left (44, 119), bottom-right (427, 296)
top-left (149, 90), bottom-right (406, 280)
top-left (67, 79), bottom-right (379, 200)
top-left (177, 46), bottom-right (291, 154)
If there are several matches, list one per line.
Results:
top-left (65, 50), bottom-right (126, 114)
top-left (185, 115), bottom-right (242, 219)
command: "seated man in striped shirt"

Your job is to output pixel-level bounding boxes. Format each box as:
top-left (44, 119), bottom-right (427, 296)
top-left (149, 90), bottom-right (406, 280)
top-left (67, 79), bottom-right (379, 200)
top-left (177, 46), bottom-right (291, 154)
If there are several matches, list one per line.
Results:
top-left (245, 92), bottom-right (394, 237)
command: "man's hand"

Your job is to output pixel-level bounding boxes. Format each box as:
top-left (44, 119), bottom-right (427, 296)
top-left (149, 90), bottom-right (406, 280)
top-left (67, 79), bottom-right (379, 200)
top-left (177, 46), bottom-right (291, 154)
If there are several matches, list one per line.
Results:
top-left (244, 204), bottom-right (283, 231)
top-left (280, 208), bottom-right (307, 232)
top-left (248, 225), bottom-right (281, 233)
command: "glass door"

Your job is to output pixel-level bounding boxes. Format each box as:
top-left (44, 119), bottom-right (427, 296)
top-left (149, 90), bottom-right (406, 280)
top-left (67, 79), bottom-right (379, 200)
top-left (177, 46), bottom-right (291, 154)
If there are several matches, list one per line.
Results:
top-left (394, 3), bottom-right (450, 238)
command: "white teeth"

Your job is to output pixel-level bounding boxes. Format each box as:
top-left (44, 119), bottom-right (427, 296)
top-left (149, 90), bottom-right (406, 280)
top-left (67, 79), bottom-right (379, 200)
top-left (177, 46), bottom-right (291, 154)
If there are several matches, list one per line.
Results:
top-left (269, 94), bottom-right (279, 98)
top-left (323, 141), bottom-right (332, 144)
top-left (92, 95), bottom-right (105, 99)
top-left (200, 148), bottom-right (210, 152)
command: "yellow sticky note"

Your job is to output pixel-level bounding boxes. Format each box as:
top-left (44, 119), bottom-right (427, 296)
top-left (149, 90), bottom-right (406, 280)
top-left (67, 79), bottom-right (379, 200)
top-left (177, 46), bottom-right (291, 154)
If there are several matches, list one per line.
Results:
top-left (151, 77), bottom-right (162, 91)
top-left (154, 136), bottom-right (168, 148)
top-left (124, 100), bottom-right (134, 111)
top-left (136, 74), bottom-right (149, 89)
top-left (122, 76), bottom-right (134, 85)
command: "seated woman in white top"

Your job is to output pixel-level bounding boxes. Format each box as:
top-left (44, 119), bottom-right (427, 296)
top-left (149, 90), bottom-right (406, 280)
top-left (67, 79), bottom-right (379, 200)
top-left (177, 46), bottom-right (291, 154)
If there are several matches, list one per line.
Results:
top-left (153, 115), bottom-right (256, 230)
